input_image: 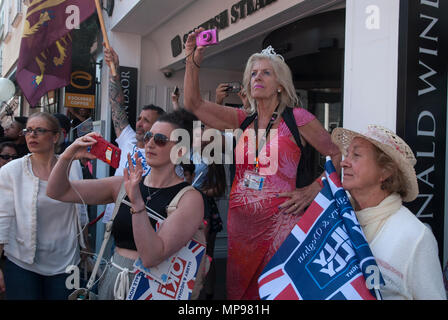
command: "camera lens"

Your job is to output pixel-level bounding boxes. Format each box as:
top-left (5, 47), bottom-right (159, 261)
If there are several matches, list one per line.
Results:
top-left (202, 32), bottom-right (211, 41)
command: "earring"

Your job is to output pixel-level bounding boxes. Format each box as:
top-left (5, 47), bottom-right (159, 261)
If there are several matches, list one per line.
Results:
top-left (175, 164), bottom-right (184, 178)
top-left (277, 88), bottom-right (281, 93)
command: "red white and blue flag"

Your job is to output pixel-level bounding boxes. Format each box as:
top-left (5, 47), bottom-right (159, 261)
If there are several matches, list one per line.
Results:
top-left (127, 238), bottom-right (206, 300)
top-left (258, 157), bottom-right (384, 300)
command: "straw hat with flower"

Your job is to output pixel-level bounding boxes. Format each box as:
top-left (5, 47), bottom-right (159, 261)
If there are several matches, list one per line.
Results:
top-left (331, 125), bottom-right (419, 202)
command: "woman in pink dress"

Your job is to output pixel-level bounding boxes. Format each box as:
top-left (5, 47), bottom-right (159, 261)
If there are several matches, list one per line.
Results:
top-left (183, 28), bottom-right (341, 299)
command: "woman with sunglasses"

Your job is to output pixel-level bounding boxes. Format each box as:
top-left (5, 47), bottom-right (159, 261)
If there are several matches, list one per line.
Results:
top-left (47, 110), bottom-right (206, 300)
top-left (0, 112), bottom-right (87, 300)
top-left (0, 142), bottom-right (19, 167)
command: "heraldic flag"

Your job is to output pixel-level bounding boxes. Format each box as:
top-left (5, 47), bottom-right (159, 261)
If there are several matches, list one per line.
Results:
top-left (258, 157), bottom-right (384, 300)
top-left (17, 0), bottom-right (96, 106)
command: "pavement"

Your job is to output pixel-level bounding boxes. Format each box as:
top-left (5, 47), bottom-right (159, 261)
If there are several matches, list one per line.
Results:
top-left (0, 256), bottom-right (228, 300)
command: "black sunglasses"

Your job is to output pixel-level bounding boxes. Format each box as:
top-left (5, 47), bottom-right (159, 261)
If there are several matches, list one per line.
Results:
top-left (0, 154), bottom-right (19, 160)
top-left (143, 132), bottom-right (178, 147)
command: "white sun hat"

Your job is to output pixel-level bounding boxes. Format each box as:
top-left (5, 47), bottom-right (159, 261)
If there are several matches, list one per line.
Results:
top-left (331, 124), bottom-right (419, 202)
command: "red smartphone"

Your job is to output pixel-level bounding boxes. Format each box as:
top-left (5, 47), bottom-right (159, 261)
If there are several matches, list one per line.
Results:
top-left (88, 136), bottom-right (121, 169)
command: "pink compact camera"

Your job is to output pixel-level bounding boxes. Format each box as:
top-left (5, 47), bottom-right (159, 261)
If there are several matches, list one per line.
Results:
top-left (196, 29), bottom-right (219, 47)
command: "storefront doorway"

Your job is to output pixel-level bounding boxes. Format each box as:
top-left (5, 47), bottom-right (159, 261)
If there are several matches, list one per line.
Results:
top-left (263, 8), bottom-right (345, 177)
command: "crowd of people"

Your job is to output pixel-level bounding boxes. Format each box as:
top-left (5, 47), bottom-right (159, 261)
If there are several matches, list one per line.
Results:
top-left (0, 28), bottom-right (446, 300)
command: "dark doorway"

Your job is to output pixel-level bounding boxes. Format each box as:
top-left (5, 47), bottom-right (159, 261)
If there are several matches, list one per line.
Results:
top-left (263, 8), bottom-right (345, 176)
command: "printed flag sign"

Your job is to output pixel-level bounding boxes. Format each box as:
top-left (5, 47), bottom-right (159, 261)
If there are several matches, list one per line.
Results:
top-left (258, 157), bottom-right (384, 300)
top-left (16, 0), bottom-right (96, 106)
top-left (127, 219), bottom-right (206, 300)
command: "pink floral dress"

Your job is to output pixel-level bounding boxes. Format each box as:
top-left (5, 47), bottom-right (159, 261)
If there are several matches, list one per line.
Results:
top-left (227, 107), bottom-right (316, 300)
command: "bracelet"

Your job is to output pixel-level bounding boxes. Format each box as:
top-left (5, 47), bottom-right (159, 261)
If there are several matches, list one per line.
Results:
top-left (130, 207), bottom-right (146, 215)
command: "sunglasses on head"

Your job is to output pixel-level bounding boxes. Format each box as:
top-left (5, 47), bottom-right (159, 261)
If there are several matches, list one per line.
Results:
top-left (0, 154), bottom-right (19, 160)
top-left (143, 132), bottom-right (178, 147)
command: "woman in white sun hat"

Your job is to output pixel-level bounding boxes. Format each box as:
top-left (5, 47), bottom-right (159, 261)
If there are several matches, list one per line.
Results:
top-left (331, 125), bottom-right (446, 300)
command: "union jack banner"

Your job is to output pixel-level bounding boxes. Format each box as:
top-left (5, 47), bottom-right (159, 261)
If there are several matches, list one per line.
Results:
top-left (258, 157), bottom-right (384, 300)
top-left (127, 238), bottom-right (206, 300)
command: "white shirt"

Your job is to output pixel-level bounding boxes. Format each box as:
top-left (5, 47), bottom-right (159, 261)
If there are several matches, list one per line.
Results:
top-left (0, 155), bottom-right (85, 269)
top-left (8, 179), bottom-right (80, 275)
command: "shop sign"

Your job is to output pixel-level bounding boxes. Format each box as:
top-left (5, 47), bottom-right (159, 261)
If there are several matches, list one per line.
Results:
top-left (65, 68), bottom-right (96, 109)
top-left (397, 0), bottom-right (448, 258)
top-left (171, 0), bottom-right (278, 57)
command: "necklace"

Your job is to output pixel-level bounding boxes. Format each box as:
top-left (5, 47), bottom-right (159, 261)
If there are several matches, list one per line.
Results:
top-left (145, 187), bottom-right (163, 206)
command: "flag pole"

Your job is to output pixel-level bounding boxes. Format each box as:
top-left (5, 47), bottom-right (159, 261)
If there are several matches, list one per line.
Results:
top-left (94, 0), bottom-right (117, 77)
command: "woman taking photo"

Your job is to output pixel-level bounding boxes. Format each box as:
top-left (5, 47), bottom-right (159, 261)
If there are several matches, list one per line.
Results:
top-left (46, 110), bottom-right (205, 300)
top-left (0, 112), bottom-right (86, 300)
top-left (331, 125), bottom-right (446, 299)
top-left (183, 28), bottom-right (341, 299)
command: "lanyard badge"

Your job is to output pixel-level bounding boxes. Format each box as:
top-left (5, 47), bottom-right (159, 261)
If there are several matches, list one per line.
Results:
top-left (243, 170), bottom-right (265, 190)
top-left (243, 105), bottom-right (279, 191)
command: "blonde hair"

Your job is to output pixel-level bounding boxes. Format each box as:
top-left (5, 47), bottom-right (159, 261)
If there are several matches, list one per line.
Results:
top-left (242, 53), bottom-right (299, 115)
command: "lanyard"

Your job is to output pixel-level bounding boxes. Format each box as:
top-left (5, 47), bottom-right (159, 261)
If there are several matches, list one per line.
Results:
top-left (253, 105), bottom-right (280, 172)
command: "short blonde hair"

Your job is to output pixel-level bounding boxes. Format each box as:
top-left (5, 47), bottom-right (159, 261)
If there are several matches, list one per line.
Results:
top-left (242, 53), bottom-right (299, 115)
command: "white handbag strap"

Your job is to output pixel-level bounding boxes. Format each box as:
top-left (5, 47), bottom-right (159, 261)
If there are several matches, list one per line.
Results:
top-left (86, 182), bottom-right (127, 290)
top-left (166, 185), bottom-right (196, 215)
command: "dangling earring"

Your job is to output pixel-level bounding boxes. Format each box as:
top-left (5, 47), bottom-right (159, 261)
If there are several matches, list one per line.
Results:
top-left (175, 164), bottom-right (184, 178)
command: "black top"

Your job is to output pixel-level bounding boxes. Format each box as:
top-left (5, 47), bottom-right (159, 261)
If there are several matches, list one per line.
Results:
top-left (112, 181), bottom-right (190, 251)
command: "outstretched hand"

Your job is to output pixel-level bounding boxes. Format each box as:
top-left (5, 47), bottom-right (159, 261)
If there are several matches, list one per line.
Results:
top-left (61, 132), bottom-right (99, 162)
top-left (103, 43), bottom-right (119, 75)
top-left (123, 152), bottom-right (144, 204)
top-left (185, 28), bottom-right (205, 67)
top-left (277, 181), bottom-right (322, 215)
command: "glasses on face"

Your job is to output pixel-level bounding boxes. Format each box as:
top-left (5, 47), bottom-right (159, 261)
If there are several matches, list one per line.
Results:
top-left (143, 132), bottom-right (177, 147)
top-left (0, 154), bottom-right (19, 160)
top-left (22, 127), bottom-right (57, 136)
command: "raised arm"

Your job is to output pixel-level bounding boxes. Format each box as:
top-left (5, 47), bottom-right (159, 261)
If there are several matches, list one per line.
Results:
top-left (299, 119), bottom-right (342, 173)
top-left (104, 45), bottom-right (129, 138)
top-left (183, 29), bottom-right (241, 131)
top-left (47, 133), bottom-right (123, 205)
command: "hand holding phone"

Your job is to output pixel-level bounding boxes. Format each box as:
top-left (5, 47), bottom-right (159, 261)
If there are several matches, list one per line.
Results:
top-left (225, 82), bottom-right (242, 93)
top-left (88, 136), bottom-right (121, 169)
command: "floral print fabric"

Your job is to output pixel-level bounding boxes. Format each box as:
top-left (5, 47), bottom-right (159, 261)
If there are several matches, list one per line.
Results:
top-left (227, 107), bottom-right (315, 300)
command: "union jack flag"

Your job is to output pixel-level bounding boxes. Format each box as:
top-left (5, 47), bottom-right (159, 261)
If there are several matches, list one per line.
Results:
top-left (258, 157), bottom-right (383, 300)
top-left (127, 238), bottom-right (206, 300)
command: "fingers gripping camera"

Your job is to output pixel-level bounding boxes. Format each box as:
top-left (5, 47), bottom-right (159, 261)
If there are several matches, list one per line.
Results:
top-left (196, 29), bottom-right (219, 47)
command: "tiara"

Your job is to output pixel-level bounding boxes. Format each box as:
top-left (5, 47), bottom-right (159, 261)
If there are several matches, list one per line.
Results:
top-left (260, 45), bottom-right (285, 61)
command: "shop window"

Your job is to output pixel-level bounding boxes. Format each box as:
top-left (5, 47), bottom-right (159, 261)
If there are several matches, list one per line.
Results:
top-left (36, 90), bottom-right (59, 114)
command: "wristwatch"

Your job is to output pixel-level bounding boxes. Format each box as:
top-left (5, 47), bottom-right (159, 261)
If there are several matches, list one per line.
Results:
top-left (130, 207), bottom-right (146, 215)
